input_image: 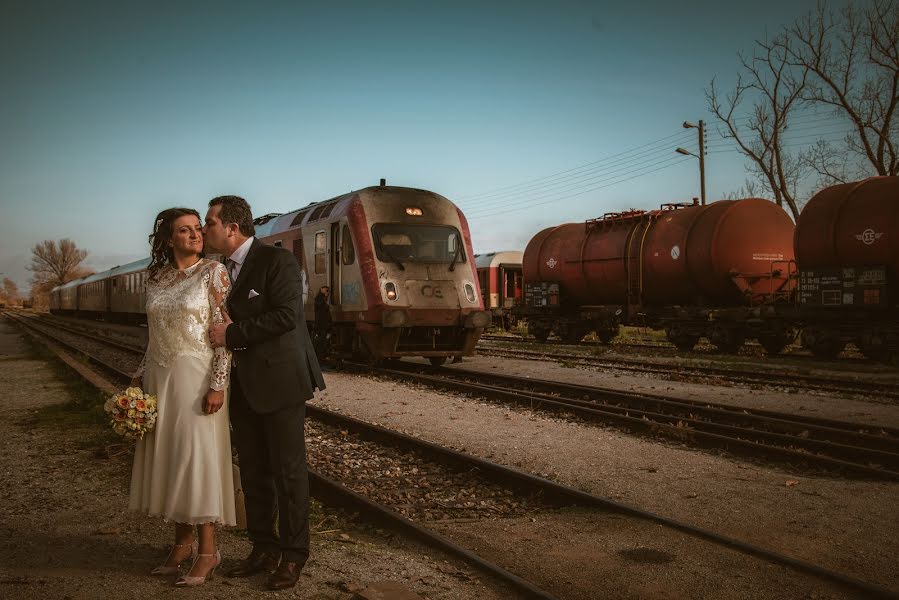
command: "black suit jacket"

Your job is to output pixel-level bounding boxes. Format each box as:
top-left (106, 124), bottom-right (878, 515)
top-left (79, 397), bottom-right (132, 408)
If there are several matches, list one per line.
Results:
top-left (225, 239), bottom-right (325, 414)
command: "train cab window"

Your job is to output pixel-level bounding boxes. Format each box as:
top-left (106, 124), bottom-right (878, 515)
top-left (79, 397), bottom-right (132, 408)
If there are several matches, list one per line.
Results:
top-left (372, 224), bottom-right (465, 265)
top-left (274, 240), bottom-right (283, 247)
top-left (341, 225), bottom-right (355, 265)
top-left (314, 231), bottom-right (327, 274)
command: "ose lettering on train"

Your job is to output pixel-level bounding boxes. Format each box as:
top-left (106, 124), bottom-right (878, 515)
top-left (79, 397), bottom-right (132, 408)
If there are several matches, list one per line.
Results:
top-left (545, 258), bottom-right (558, 269)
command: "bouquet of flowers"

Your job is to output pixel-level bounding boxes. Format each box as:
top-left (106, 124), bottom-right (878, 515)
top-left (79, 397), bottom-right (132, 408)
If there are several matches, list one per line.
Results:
top-left (104, 387), bottom-right (158, 440)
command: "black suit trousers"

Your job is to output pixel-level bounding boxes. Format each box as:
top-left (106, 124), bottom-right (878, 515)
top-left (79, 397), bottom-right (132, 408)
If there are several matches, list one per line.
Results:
top-left (230, 369), bottom-right (309, 563)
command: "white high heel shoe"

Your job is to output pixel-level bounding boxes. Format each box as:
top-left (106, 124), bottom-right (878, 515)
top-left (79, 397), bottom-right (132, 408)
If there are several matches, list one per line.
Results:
top-left (174, 549), bottom-right (221, 587)
top-left (150, 541), bottom-right (197, 576)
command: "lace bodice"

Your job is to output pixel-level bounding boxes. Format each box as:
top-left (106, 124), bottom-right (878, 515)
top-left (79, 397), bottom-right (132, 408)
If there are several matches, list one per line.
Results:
top-left (134, 259), bottom-right (232, 391)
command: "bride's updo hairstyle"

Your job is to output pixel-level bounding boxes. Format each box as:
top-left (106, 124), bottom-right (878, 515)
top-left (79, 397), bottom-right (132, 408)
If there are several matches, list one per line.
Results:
top-left (147, 207), bottom-right (202, 281)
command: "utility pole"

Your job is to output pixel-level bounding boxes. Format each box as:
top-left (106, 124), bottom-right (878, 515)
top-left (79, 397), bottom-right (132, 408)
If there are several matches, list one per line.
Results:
top-left (676, 120), bottom-right (707, 205)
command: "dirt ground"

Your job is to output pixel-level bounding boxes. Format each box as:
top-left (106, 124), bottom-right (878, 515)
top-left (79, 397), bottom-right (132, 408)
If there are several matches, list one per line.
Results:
top-left (3, 312), bottom-right (896, 599)
top-left (0, 317), bottom-right (515, 600)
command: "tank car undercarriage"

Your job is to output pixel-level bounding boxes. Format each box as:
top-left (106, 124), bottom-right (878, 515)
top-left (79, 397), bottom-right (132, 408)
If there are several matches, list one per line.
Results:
top-left (799, 310), bottom-right (899, 364)
top-left (522, 304), bottom-right (798, 355)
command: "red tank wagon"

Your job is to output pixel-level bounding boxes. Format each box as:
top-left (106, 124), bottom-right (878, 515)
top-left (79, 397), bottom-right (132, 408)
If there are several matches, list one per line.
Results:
top-left (256, 183), bottom-right (490, 365)
top-left (520, 198), bottom-right (797, 353)
top-left (794, 176), bottom-right (899, 361)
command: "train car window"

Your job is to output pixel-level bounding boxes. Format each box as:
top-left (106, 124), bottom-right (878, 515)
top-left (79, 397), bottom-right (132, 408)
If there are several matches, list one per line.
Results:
top-left (274, 240), bottom-right (282, 247)
top-left (314, 231), bottom-right (326, 274)
top-left (320, 202), bottom-right (336, 219)
top-left (341, 225), bottom-right (355, 265)
top-left (372, 224), bottom-right (465, 264)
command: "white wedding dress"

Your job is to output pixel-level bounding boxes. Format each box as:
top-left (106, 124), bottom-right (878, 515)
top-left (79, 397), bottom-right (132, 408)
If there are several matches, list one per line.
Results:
top-left (129, 258), bottom-right (236, 526)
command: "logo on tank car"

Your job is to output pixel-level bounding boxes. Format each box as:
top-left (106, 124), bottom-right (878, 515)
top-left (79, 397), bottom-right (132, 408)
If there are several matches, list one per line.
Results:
top-left (670, 246), bottom-right (681, 260)
top-left (546, 258), bottom-right (558, 269)
top-left (855, 229), bottom-right (884, 245)
top-left (421, 285), bottom-right (443, 298)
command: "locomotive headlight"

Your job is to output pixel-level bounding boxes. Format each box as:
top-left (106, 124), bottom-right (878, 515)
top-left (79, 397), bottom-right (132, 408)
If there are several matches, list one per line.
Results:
top-left (385, 282), bottom-right (398, 301)
top-left (463, 282), bottom-right (477, 304)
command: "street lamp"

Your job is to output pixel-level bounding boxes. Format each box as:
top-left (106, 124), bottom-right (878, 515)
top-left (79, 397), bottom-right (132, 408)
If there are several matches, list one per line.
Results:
top-left (676, 120), bottom-right (706, 205)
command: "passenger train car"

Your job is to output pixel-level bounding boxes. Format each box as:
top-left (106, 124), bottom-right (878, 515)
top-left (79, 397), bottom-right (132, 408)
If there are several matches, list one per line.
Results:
top-left (49, 258), bottom-right (150, 324)
top-left (475, 251), bottom-right (523, 329)
top-left (50, 183), bottom-right (490, 365)
top-left (255, 183), bottom-right (490, 364)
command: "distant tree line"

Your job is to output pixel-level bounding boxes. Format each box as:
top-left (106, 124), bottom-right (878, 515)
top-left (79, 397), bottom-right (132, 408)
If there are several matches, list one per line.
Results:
top-left (707, 0), bottom-right (898, 219)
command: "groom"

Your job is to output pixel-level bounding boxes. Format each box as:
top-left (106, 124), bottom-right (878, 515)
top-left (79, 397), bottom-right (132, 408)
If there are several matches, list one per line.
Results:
top-left (204, 195), bottom-right (325, 590)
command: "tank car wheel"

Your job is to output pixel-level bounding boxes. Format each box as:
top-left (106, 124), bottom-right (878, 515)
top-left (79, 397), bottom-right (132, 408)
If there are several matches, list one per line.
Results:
top-left (758, 334), bottom-right (789, 356)
top-left (802, 328), bottom-right (845, 360)
top-left (858, 342), bottom-right (889, 362)
top-left (529, 323), bottom-right (551, 343)
top-left (671, 335), bottom-right (700, 352)
top-left (858, 331), bottom-right (890, 362)
top-left (710, 327), bottom-right (745, 354)
top-left (665, 327), bottom-right (699, 352)
top-left (809, 341), bottom-right (845, 361)
top-left (596, 330), bottom-right (615, 344)
top-left (428, 356), bottom-right (448, 367)
top-left (561, 329), bottom-right (586, 344)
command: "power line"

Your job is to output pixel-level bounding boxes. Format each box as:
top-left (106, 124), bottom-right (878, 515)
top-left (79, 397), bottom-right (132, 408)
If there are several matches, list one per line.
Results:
top-left (458, 108), bottom-right (847, 218)
top-left (461, 139), bottom-right (696, 212)
top-left (468, 156), bottom-right (693, 220)
top-left (456, 129), bottom-right (692, 203)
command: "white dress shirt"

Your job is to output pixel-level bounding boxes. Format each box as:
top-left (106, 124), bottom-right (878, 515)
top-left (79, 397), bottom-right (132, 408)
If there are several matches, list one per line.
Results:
top-left (227, 236), bottom-right (255, 282)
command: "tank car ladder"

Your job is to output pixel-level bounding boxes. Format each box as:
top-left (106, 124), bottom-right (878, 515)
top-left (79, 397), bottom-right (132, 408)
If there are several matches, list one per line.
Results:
top-left (624, 214), bottom-right (654, 321)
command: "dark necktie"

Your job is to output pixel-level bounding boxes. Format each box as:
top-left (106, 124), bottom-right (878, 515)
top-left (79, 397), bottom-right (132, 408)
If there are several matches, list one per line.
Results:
top-left (226, 258), bottom-right (237, 282)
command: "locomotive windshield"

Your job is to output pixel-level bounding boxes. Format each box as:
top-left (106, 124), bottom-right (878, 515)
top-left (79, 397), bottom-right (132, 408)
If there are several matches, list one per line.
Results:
top-left (372, 224), bottom-right (466, 266)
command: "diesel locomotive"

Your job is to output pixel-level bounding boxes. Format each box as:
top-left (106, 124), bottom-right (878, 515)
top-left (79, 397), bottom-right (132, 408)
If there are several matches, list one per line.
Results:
top-left (254, 183), bottom-right (490, 365)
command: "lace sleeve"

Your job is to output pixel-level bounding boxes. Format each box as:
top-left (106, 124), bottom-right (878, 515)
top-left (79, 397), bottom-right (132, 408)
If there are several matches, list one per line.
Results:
top-left (208, 262), bottom-right (232, 391)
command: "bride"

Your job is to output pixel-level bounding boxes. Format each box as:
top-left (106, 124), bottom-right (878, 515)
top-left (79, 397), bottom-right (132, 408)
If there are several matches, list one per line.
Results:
top-left (129, 207), bottom-right (235, 587)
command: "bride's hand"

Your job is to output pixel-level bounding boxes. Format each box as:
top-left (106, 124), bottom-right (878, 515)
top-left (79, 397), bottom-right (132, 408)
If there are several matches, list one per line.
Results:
top-left (203, 389), bottom-right (225, 414)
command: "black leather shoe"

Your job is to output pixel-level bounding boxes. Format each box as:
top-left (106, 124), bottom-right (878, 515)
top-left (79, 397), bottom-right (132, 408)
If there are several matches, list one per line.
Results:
top-left (225, 548), bottom-right (280, 578)
top-left (266, 561), bottom-right (303, 590)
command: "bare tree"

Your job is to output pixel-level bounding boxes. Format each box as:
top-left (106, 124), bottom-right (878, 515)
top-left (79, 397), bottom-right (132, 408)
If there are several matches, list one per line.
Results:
top-left (785, 0), bottom-right (899, 181)
top-left (707, 32), bottom-right (809, 220)
top-left (724, 178), bottom-right (761, 200)
top-left (2, 278), bottom-right (18, 306)
top-left (28, 239), bottom-right (92, 290)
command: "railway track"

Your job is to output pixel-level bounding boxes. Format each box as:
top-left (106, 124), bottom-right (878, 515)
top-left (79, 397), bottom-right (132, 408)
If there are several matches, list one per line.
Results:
top-left (16, 312), bottom-right (899, 477)
top-left (477, 338), bottom-right (899, 401)
top-left (480, 332), bottom-right (870, 363)
top-left (5, 312), bottom-right (896, 599)
top-left (367, 362), bottom-right (899, 481)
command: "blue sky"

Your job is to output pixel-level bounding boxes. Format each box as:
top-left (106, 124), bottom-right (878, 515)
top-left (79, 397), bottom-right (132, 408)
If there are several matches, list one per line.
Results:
top-left (0, 0), bottom-right (848, 291)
